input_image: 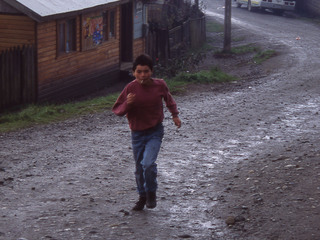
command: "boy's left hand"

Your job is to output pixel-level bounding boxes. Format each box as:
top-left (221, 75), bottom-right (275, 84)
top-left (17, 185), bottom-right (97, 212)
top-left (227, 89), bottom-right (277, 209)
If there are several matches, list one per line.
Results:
top-left (173, 116), bottom-right (181, 128)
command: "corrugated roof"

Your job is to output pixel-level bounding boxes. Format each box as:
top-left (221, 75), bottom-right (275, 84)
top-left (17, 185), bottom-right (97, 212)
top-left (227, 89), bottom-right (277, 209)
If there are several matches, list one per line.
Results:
top-left (13, 0), bottom-right (121, 17)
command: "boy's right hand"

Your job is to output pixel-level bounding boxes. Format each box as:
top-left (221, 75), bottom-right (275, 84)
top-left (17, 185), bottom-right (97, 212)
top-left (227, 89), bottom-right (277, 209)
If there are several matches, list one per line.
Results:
top-left (127, 93), bottom-right (136, 105)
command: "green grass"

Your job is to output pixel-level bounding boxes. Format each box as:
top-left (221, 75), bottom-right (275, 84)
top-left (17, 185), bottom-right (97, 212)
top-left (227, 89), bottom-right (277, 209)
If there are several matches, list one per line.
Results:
top-left (214, 43), bottom-right (276, 64)
top-left (213, 43), bottom-right (260, 57)
top-left (231, 44), bottom-right (261, 54)
top-left (166, 67), bottom-right (236, 94)
top-left (0, 94), bottom-right (119, 132)
top-left (232, 36), bottom-right (246, 42)
top-left (196, 42), bottom-right (215, 52)
top-left (206, 20), bottom-right (224, 33)
top-left (253, 50), bottom-right (277, 64)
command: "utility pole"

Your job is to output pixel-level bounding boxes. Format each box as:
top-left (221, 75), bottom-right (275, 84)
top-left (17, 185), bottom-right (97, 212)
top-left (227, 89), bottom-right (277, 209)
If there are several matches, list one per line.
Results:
top-left (223, 0), bottom-right (232, 53)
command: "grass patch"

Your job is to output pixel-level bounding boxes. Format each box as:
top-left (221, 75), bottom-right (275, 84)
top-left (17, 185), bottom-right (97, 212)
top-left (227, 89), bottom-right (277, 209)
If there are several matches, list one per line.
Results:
top-left (232, 36), bottom-right (247, 42)
top-left (0, 94), bottom-right (119, 132)
top-left (253, 50), bottom-right (277, 64)
top-left (214, 43), bottom-right (277, 64)
top-left (214, 43), bottom-right (260, 57)
top-left (206, 20), bottom-right (224, 33)
top-left (166, 67), bottom-right (236, 94)
top-left (197, 42), bottom-right (215, 52)
top-left (231, 44), bottom-right (260, 54)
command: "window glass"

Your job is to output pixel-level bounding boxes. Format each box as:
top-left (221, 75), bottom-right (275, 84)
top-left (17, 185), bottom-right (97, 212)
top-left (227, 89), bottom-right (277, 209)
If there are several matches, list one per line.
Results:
top-left (58, 18), bottom-right (76, 55)
top-left (58, 23), bottom-right (66, 53)
top-left (66, 19), bottom-right (76, 53)
top-left (109, 10), bottom-right (116, 39)
top-left (103, 11), bottom-right (109, 41)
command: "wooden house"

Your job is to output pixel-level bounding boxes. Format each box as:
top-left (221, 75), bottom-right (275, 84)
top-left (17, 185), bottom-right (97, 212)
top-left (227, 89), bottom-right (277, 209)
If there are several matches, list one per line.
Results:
top-left (0, 0), bottom-right (148, 106)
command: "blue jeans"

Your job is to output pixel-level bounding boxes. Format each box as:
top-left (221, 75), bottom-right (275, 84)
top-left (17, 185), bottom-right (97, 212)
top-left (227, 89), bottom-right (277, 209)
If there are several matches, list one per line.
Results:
top-left (131, 123), bottom-right (164, 195)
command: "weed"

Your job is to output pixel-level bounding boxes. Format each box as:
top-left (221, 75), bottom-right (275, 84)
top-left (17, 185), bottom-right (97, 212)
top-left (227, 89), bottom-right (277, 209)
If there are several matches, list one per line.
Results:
top-left (166, 67), bottom-right (236, 94)
top-left (0, 94), bottom-right (118, 132)
top-left (231, 44), bottom-right (260, 54)
top-left (232, 36), bottom-right (247, 42)
top-left (253, 50), bottom-right (277, 64)
top-left (206, 21), bottom-right (224, 33)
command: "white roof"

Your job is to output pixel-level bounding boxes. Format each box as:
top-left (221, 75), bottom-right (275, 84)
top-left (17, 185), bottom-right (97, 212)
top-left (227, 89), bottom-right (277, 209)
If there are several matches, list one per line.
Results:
top-left (14, 0), bottom-right (120, 17)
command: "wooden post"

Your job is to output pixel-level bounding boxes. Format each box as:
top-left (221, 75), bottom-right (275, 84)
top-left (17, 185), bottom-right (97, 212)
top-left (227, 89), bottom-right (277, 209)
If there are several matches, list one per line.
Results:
top-left (223, 0), bottom-right (232, 53)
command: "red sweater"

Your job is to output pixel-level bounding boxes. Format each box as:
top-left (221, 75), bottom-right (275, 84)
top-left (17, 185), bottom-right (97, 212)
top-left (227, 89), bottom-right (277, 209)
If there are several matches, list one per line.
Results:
top-left (112, 78), bottom-right (179, 131)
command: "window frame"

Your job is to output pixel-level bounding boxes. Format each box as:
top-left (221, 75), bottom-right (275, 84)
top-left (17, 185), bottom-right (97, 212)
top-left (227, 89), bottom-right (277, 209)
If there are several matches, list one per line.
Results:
top-left (57, 18), bottom-right (77, 56)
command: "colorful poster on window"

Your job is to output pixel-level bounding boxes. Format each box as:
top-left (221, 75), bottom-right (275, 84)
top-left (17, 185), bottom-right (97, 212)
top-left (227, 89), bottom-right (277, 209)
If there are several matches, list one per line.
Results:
top-left (82, 13), bottom-right (104, 50)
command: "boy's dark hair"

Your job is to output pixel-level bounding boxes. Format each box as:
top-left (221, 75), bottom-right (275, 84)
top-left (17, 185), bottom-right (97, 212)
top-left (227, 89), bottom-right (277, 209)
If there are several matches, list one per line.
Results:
top-left (132, 54), bottom-right (153, 71)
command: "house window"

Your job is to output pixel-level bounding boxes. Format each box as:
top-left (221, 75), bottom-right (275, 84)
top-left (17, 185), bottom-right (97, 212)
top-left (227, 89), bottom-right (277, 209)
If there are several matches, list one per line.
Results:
top-left (82, 9), bottom-right (116, 51)
top-left (108, 10), bottom-right (116, 39)
top-left (58, 18), bottom-right (76, 55)
top-left (103, 10), bottom-right (116, 40)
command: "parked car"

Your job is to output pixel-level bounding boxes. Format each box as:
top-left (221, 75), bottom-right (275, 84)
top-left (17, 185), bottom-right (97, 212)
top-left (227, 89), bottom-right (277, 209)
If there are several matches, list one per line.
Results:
top-left (235, 0), bottom-right (296, 15)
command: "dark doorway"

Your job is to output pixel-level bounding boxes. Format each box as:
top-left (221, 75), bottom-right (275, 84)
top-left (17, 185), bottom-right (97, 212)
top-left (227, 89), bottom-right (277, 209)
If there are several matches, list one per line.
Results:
top-left (121, 2), bottom-right (133, 63)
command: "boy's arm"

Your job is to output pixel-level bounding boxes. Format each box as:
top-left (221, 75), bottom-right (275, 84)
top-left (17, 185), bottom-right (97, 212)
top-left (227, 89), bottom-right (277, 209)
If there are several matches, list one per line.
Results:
top-left (112, 88), bottom-right (131, 116)
top-left (162, 81), bottom-right (181, 128)
top-left (173, 116), bottom-right (181, 128)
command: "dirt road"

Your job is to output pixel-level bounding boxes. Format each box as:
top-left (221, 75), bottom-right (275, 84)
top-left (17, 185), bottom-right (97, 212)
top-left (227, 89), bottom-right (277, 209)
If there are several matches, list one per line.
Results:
top-left (1, 1), bottom-right (320, 239)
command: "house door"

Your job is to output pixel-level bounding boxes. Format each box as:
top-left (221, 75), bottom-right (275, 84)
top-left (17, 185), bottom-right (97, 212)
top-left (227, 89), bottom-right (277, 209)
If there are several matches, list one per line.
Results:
top-left (121, 2), bottom-right (133, 63)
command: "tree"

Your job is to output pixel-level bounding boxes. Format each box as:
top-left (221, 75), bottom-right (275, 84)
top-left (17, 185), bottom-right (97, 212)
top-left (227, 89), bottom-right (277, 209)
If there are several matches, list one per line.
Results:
top-left (223, 0), bottom-right (232, 53)
top-left (195, 0), bottom-right (199, 10)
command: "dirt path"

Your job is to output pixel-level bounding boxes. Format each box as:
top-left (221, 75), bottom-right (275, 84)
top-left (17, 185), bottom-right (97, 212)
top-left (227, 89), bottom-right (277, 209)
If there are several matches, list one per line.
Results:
top-left (1, 3), bottom-right (320, 240)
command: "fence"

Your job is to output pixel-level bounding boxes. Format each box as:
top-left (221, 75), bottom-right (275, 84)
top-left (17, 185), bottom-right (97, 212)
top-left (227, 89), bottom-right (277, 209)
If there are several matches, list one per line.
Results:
top-left (0, 45), bottom-right (36, 112)
top-left (146, 16), bottom-right (206, 64)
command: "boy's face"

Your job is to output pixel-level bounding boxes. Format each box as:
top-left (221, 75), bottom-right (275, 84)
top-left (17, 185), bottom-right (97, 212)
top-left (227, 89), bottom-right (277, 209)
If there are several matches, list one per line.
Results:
top-left (133, 65), bottom-right (152, 85)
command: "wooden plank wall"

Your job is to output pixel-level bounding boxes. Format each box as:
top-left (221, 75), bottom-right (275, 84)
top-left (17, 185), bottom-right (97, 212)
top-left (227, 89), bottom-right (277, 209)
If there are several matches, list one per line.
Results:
top-left (0, 15), bottom-right (35, 52)
top-left (0, 45), bottom-right (36, 111)
top-left (36, 7), bottom-right (122, 102)
top-left (190, 16), bottom-right (206, 49)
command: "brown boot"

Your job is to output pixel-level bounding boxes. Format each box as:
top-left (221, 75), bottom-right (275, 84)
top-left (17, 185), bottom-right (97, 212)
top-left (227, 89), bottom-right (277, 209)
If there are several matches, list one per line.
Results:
top-left (146, 192), bottom-right (156, 209)
top-left (132, 195), bottom-right (146, 211)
